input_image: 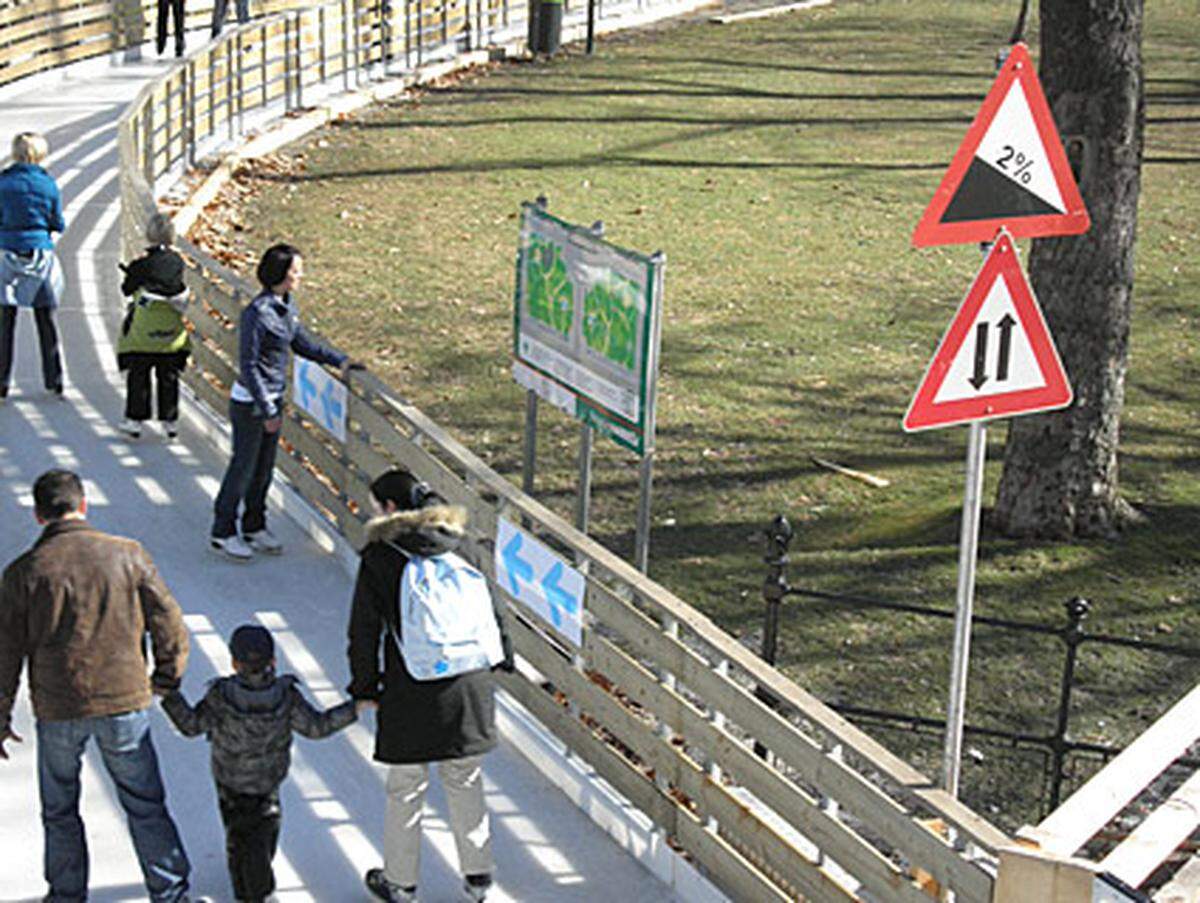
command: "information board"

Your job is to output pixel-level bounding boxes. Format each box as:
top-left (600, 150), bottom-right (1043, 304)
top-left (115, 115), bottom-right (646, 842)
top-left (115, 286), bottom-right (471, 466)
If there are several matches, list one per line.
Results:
top-left (513, 203), bottom-right (663, 455)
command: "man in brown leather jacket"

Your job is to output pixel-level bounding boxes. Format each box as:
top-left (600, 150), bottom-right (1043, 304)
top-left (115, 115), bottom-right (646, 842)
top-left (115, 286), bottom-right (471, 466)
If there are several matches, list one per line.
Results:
top-left (0, 469), bottom-right (194, 902)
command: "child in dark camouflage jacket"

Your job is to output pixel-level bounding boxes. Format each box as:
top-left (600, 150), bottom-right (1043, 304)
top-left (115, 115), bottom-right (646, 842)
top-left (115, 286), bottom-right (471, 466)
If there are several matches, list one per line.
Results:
top-left (162, 624), bottom-right (356, 903)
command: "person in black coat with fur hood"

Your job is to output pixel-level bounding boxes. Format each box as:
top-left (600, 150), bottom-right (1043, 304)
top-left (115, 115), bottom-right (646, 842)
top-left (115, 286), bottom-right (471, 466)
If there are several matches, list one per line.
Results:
top-left (348, 468), bottom-right (512, 903)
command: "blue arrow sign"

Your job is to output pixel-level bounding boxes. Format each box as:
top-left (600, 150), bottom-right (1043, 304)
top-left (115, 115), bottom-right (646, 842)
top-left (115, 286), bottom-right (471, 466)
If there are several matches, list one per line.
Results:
top-left (501, 531), bottom-right (534, 596)
top-left (540, 561), bottom-right (579, 628)
top-left (298, 360), bottom-right (318, 410)
top-left (495, 518), bottom-right (585, 647)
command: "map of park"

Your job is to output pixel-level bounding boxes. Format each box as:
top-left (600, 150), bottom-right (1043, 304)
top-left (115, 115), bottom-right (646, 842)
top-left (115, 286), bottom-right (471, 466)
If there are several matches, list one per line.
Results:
top-left (526, 237), bottom-right (574, 335)
top-left (583, 272), bottom-right (640, 371)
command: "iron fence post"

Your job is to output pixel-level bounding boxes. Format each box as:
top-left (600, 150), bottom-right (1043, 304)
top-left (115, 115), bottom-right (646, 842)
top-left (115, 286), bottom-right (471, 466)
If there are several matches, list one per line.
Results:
top-left (754, 514), bottom-right (793, 759)
top-left (1048, 596), bottom-right (1090, 811)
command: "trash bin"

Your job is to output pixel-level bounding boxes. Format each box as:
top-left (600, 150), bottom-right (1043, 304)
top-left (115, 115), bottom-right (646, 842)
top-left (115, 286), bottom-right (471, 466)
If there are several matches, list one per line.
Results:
top-left (534, 0), bottom-right (563, 54)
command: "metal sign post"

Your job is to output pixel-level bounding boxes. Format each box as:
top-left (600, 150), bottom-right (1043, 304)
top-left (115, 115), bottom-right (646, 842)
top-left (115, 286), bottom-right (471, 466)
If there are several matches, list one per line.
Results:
top-left (942, 419), bottom-right (986, 797)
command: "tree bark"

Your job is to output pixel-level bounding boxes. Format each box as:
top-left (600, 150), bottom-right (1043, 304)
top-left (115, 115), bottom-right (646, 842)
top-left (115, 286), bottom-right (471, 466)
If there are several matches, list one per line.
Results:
top-left (992, 0), bottom-right (1145, 539)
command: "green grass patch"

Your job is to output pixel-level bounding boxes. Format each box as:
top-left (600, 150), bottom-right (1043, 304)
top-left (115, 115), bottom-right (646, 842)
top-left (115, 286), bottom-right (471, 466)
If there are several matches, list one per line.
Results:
top-left (222, 0), bottom-right (1200, 828)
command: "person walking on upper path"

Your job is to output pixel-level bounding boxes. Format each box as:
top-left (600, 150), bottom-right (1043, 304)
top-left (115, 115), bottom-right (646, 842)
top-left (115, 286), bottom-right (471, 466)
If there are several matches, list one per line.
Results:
top-left (156, 0), bottom-right (186, 57)
top-left (210, 0), bottom-right (249, 38)
top-left (0, 131), bottom-right (66, 401)
top-left (117, 212), bottom-right (191, 440)
top-left (209, 242), bottom-right (361, 560)
top-left (348, 469), bottom-right (513, 903)
top-left (162, 623), bottom-right (356, 903)
top-left (0, 469), bottom-right (193, 902)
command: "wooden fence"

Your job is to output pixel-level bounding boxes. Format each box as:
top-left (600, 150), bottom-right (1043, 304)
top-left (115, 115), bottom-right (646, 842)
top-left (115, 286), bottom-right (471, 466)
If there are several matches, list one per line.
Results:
top-left (110, 4), bottom-right (1011, 900)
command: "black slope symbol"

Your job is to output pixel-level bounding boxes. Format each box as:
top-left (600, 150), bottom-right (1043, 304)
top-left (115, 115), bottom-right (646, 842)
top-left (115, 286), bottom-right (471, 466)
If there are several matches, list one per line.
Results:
top-left (940, 157), bottom-right (1063, 224)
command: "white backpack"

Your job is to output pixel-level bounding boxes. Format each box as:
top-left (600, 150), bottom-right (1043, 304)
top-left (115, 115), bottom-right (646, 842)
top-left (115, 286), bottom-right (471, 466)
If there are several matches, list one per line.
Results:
top-left (394, 552), bottom-right (504, 681)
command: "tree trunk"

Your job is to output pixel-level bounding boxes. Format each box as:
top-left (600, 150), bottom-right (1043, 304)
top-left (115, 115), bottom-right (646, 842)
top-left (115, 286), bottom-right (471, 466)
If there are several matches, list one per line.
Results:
top-left (992, 0), bottom-right (1145, 539)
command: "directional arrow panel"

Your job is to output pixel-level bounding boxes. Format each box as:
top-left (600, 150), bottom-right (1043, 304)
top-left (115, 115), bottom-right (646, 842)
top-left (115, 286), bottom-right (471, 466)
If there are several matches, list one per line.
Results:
top-left (904, 230), bottom-right (1072, 431)
top-left (293, 358), bottom-right (348, 442)
top-left (495, 517), bottom-right (585, 647)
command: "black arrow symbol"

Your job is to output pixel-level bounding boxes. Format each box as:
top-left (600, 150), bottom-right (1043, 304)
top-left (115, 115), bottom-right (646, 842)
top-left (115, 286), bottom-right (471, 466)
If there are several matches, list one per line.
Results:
top-left (970, 323), bottom-right (989, 390)
top-left (996, 313), bottom-right (1016, 382)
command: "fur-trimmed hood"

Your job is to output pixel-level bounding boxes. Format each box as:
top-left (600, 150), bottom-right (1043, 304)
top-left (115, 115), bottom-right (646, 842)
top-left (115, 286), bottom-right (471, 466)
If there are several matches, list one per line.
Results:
top-left (364, 503), bottom-right (468, 557)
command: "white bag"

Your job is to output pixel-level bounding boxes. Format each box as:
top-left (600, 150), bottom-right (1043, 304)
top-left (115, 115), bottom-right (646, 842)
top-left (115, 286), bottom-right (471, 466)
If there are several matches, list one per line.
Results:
top-left (395, 552), bottom-right (504, 681)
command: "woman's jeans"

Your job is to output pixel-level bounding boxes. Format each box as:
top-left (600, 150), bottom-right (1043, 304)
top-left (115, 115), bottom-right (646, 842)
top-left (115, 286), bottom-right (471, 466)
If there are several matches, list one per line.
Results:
top-left (212, 399), bottom-right (281, 538)
top-left (0, 305), bottom-right (63, 391)
top-left (36, 708), bottom-right (190, 902)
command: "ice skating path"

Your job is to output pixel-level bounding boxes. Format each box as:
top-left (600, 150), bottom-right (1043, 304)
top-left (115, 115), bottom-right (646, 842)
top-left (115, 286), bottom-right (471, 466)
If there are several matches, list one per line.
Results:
top-left (0, 55), bottom-right (681, 903)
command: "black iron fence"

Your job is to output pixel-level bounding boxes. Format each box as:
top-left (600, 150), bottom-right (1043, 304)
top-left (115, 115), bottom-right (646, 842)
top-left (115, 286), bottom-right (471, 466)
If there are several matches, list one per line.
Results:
top-left (755, 514), bottom-right (1200, 825)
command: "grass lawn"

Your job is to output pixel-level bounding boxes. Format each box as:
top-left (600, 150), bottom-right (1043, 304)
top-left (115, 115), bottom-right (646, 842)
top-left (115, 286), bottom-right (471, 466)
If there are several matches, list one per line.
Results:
top-left (207, 0), bottom-right (1200, 829)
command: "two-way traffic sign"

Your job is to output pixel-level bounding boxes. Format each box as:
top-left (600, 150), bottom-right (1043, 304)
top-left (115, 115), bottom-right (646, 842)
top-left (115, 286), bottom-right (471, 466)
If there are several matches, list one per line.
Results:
top-left (912, 42), bottom-right (1090, 247)
top-left (903, 230), bottom-right (1071, 432)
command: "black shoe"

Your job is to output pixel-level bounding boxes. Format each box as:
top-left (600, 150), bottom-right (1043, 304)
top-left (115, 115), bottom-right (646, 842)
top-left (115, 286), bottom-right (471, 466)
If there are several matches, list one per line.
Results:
top-left (365, 868), bottom-right (416, 902)
top-left (0, 385), bottom-right (7, 400)
top-left (464, 873), bottom-right (492, 901)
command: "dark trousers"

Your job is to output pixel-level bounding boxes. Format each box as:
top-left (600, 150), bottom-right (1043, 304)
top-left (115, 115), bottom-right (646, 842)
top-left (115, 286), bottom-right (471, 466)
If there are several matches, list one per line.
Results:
top-left (124, 354), bottom-right (182, 422)
top-left (212, 399), bottom-right (280, 538)
top-left (216, 784), bottom-right (280, 903)
top-left (0, 305), bottom-right (63, 392)
top-left (211, 0), bottom-right (249, 36)
top-left (156, 0), bottom-right (186, 55)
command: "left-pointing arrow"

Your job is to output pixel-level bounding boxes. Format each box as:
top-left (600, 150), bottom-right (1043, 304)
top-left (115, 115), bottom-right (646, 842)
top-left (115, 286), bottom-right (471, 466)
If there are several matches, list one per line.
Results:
top-left (298, 361), bottom-right (318, 408)
top-left (500, 532), bottom-right (534, 596)
top-left (539, 561), bottom-right (579, 628)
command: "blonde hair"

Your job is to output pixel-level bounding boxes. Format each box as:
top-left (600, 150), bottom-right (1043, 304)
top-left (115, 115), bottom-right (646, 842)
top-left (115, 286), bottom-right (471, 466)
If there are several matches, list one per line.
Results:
top-left (12, 132), bottom-right (49, 165)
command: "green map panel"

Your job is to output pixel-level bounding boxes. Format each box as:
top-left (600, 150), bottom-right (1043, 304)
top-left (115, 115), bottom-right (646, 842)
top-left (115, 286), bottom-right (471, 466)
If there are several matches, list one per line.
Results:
top-left (583, 272), bottom-right (639, 370)
top-left (526, 237), bottom-right (574, 336)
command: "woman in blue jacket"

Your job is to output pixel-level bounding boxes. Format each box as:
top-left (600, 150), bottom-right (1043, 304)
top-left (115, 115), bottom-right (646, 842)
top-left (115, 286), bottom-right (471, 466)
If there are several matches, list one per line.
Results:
top-left (209, 243), bottom-right (360, 560)
top-left (0, 132), bottom-right (66, 400)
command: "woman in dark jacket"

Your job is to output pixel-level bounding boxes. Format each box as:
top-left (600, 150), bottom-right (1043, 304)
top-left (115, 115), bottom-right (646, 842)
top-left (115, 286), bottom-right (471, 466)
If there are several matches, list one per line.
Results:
top-left (348, 468), bottom-right (511, 903)
top-left (0, 131), bottom-right (65, 400)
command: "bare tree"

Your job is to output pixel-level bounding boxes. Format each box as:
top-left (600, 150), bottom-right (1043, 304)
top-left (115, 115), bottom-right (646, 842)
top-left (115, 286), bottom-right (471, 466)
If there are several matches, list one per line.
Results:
top-left (992, 0), bottom-right (1146, 538)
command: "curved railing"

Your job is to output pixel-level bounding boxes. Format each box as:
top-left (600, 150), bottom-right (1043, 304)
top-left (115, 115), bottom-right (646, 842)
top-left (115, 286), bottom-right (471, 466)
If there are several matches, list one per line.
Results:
top-left (110, 6), bottom-right (1010, 901)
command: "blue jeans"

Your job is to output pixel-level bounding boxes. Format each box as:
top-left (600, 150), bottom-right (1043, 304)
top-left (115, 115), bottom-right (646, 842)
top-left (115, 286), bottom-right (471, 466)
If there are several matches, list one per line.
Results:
top-left (212, 399), bottom-right (281, 538)
top-left (37, 709), bottom-right (190, 902)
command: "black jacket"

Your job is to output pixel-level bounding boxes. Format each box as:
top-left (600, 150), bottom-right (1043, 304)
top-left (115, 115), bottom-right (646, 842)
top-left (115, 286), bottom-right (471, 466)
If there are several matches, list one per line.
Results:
top-left (347, 504), bottom-right (512, 765)
top-left (121, 245), bottom-right (186, 298)
top-left (162, 670), bottom-right (355, 795)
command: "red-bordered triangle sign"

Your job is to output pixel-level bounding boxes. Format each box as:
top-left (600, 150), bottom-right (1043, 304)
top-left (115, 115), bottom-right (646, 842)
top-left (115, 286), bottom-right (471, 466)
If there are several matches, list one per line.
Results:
top-left (912, 43), bottom-right (1090, 247)
top-left (903, 230), bottom-right (1072, 432)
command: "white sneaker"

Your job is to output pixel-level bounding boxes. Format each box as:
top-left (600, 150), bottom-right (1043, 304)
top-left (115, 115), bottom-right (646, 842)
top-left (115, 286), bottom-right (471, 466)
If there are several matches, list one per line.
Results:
top-left (163, 420), bottom-right (179, 439)
top-left (118, 418), bottom-right (142, 438)
top-left (244, 528), bottom-right (283, 555)
top-left (210, 534), bottom-right (253, 560)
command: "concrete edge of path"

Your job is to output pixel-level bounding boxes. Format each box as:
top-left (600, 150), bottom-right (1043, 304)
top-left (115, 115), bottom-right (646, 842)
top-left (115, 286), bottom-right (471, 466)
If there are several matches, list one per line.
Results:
top-left (710, 0), bottom-right (831, 25)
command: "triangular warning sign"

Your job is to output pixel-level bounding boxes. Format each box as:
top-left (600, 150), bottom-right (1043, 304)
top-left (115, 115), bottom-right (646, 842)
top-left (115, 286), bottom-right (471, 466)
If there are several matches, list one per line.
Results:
top-left (904, 230), bottom-right (1072, 432)
top-left (912, 43), bottom-right (1090, 247)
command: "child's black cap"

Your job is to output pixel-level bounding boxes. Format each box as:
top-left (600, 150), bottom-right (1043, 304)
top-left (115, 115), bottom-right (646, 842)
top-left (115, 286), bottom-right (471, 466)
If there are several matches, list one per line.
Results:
top-left (229, 624), bottom-right (274, 667)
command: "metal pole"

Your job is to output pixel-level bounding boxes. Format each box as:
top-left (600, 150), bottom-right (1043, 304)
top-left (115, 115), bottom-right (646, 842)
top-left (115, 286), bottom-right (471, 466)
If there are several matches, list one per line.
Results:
top-left (754, 514), bottom-right (792, 759)
top-left (1048, 597), bottom-right (1089, 811)
top-left (942, 420), bottom-right (986, 797)
top-left (634, 451), bottom-right (653, 572)
top-left (586, 0), bottom-right (595, 53)
top-left (576, 422), bottom-right (593, 533)
top-left (522, 390), bottom-right (538, 495)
